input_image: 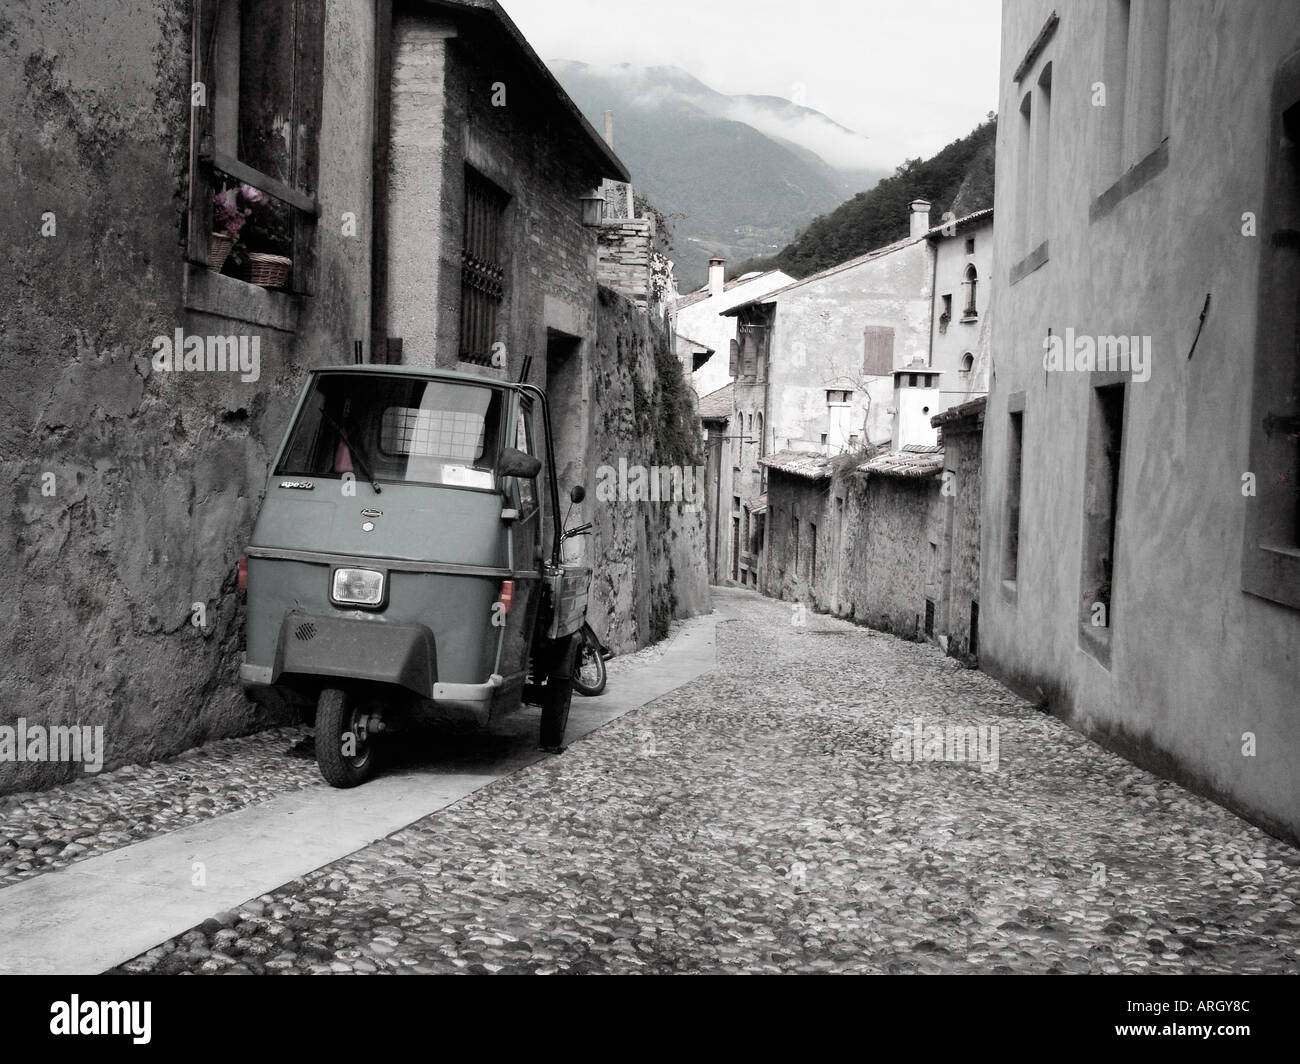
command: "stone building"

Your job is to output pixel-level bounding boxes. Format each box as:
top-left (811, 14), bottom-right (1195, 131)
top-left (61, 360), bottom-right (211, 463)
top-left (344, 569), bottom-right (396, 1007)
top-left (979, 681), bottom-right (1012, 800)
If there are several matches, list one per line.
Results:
top-left (930, 210), bottom-right (995, 414)
top-left (672, 258), bottom-right (794, 399)
top-left (0, 0), bottom-right (705, 793)
top-left (697, 384), bottom-right (736, 585)
top-left (981, 1), bottom-right (1300, 842)
top-left (715, 205), bottom-right (994, 589)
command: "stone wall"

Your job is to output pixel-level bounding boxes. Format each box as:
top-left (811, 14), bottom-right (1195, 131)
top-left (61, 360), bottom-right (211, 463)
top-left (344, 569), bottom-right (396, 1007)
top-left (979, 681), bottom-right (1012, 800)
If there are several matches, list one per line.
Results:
top-left (577, 287), bottom-right (711, 651)
top-left (763, 465), bottom-right (951, 641)
top-left (935, 407), bottom-right (984, 659)
top-left (838, 475), bottom-right (937, 638)
top-left (596, 219), bottom-right (654, 307)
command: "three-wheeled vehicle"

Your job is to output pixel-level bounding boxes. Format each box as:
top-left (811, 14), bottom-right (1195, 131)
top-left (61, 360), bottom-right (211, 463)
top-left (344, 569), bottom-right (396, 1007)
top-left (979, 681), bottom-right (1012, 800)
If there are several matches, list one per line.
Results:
top-left (238, 365), bottom-right (591, 787)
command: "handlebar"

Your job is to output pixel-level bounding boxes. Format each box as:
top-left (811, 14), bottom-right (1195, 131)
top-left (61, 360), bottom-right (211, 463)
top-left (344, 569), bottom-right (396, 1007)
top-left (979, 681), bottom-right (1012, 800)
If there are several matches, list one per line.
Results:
top-left (562, 522), bottom-right (593, 540)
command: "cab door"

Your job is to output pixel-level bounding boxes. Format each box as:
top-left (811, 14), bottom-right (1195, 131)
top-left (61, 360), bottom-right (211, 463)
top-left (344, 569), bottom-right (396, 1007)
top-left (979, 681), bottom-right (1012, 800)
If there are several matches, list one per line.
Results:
top-left (498, 396), bottom-right (545, 682)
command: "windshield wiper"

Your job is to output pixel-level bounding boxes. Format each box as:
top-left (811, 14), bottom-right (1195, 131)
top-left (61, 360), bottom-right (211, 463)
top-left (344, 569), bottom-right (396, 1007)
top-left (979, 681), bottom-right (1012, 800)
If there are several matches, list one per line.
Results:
top-left (320, 409), bottom-right (382, 495)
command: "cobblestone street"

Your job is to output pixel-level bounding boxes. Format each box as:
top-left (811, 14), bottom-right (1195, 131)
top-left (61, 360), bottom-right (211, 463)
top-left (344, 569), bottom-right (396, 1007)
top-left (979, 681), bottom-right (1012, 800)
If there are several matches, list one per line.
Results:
top-left (80, 588), bottom-right (1299, 975)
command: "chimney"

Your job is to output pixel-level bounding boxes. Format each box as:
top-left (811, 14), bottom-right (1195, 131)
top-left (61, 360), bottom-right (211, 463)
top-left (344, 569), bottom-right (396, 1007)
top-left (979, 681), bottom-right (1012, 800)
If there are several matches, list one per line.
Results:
top-left (708, 255), bottom-right (725, 297)
top-left (603, 109), bottom-right (614, 148)
top-left (909, 199), bottom-right (931, 239)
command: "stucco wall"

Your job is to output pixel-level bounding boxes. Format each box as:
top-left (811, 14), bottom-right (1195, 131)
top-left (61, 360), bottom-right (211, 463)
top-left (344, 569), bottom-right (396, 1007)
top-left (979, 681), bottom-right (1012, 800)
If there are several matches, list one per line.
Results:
top-left (931, 219), bottom-right (994, 406)
top-left (982, 0), bottom-right (1300, 842)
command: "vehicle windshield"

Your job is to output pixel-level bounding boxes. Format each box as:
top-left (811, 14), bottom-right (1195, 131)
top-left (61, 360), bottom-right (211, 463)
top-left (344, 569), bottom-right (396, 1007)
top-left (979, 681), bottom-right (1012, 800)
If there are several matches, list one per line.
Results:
top-left (275, 373), bottom-right (505, 489)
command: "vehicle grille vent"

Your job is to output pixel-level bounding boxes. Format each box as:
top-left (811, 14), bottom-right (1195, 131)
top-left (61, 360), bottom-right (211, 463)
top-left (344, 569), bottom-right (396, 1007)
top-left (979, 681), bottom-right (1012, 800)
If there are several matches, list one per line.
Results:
top-left (294, 622), bottom-right (317, 642)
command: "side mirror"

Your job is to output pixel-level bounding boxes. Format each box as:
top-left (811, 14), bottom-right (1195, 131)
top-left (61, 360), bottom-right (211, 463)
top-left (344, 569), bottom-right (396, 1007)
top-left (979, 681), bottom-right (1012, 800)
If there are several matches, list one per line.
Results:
top-left (569, 485), bottom-right (586, 504)
top-left (499, 447), bottom-right (542, 479)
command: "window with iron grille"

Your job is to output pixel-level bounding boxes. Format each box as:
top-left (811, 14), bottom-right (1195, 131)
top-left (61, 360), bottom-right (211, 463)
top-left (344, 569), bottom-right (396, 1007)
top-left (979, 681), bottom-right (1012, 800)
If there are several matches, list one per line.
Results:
top-left (460, 169), bottom-right (509, 365)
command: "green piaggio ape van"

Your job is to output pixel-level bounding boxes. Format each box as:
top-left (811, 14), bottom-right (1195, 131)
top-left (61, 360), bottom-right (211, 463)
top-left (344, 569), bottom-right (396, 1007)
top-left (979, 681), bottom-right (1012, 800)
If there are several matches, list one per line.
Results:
top-left (238, 365), bottom-right (591, 787)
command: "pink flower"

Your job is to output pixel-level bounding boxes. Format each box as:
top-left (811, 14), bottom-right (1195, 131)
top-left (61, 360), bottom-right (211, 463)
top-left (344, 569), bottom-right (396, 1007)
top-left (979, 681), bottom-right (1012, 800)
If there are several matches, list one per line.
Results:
top-left (239, 183), bottom-right (269, 208)
top-left (213, 188), bottom-right (249, 237)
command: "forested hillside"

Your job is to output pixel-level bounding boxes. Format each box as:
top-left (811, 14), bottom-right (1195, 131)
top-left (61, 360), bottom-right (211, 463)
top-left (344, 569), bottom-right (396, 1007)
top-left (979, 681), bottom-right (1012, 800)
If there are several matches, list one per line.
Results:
top-left (734, 115), bottom-right (996, 279)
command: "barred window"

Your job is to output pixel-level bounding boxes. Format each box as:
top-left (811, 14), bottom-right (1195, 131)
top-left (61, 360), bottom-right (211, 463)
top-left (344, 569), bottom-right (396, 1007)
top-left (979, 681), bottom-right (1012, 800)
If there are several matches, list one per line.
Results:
top-left (460, 169), bottom-right (508, 365)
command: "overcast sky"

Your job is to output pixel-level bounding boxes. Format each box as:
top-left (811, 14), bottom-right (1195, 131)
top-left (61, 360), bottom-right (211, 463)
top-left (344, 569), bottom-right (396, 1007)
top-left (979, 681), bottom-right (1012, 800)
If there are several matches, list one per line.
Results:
top-left (502, 0), bottom-right (1003, 167)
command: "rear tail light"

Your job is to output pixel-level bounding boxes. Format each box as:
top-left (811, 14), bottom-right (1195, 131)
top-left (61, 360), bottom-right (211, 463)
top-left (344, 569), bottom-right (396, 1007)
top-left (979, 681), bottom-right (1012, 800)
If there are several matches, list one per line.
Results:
top-left (497, 579), bottom-right (515, 615)
top-left (237, 555), bottom-right (248, 591)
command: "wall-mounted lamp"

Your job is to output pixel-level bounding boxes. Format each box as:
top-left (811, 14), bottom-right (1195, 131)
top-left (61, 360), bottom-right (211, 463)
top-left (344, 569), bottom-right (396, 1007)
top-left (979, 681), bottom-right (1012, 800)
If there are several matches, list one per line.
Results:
top-left (580, 189), bottom-right (606, 227)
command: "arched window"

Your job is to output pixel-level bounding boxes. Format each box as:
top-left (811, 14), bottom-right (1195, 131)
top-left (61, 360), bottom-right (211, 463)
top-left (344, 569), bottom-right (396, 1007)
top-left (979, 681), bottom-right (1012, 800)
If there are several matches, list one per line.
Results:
top-left (960, 351), bottom-right (975, 374)
top-left (963, 265), bottom-right (979, 317)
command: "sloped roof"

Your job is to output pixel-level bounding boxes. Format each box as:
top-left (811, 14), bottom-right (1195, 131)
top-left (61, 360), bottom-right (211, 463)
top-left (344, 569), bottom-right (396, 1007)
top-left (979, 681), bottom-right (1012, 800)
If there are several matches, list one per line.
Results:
top-left (723, 208), bottom-right (995, 317)
top-left (758, 449), bottom-right (833, 480)
top-left (924, 207), bottom-right (995, 240)
top-left (931, 395), bottom-right (987, 428)
top-left (857, 443), bottom-right (944, 479)
top-left (421, 0), bottom-right (629, 182)
top-left (676, 334), bottom-right (714, 353)
top-left (696, 382), bottom-right (734, 421)
top-left (723, 234), bottom-right (924, 314)
top-left (676, 270), bottom-right (782, 310)
top-left (750, 492), bottom-right (769, 515)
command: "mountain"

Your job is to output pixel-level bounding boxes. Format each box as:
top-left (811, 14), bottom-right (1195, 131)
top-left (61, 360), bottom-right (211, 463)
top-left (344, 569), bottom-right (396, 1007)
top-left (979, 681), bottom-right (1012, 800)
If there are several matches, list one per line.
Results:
top-left (735, 116), bottom-right (998, 280)
top-left (549, 61), bottom-right (889, 289)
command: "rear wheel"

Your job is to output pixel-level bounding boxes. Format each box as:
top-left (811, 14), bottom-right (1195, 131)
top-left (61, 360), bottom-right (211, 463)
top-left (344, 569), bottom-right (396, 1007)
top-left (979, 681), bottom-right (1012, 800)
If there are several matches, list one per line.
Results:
top-left (540, 634), bottom-right (578, 751)
top-left (572, 623), bottom-right (607, 697)
top-left (315, 687), bottom-right (378, 788)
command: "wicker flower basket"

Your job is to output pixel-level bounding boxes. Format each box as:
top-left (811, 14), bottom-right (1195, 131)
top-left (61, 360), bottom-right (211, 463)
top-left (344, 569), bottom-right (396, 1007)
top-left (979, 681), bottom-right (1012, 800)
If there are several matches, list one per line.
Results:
top-left (209, 232), bottom-right (234, 273)
top-left (246, 252), bottom-right (292, 289)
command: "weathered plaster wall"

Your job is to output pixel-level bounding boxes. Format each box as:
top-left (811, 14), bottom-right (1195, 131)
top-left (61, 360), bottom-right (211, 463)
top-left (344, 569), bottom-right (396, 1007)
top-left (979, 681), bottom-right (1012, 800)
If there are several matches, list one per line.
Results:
top-left (767, 241), bottom-right (933, 452)
top-left (0, 0), bottom-right (377, 794)
top-left (578, 287), bottom-right (711, 651)
top-left (983, 0), bottom-right (1300, 841)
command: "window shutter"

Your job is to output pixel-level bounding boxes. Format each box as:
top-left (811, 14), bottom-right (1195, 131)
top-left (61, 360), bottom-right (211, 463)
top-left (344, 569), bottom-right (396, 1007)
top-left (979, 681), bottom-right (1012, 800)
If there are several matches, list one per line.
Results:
top-left (729, 338), bottom-right (739, 376)
top-left (185, 0), bottom-right (222, 266)
top-left (742, 334), bottom-right (757, 376)
top-left (863, 325), bottom-right (895, 376)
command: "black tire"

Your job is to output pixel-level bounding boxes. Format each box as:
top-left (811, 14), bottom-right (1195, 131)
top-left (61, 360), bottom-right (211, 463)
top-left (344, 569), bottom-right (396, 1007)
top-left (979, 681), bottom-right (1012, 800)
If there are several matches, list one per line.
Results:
top-left (540, 634), bottom-right (578, 750)
top-left (315, 687), bottom-right (378, 788)
top-left (572, 623), bottom-right (607, 697)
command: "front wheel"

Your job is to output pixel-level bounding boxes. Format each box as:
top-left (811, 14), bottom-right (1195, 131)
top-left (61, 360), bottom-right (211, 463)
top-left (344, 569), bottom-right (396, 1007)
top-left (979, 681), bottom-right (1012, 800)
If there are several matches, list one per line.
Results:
top-left (315, 687), bottom-right (378, 788)
top-left (540, 634), bottom-right (578, 751)
top-left (572, 623), bottom-right (607, 697)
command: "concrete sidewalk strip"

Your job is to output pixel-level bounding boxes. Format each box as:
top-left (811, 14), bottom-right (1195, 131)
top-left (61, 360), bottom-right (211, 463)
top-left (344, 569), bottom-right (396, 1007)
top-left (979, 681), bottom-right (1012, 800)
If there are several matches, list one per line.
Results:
top-left (0, 610), bottom-right (722, 975)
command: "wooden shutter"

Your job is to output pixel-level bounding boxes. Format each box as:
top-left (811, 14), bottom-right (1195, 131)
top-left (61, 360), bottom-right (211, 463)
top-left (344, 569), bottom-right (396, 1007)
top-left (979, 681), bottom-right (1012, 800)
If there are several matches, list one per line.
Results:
top-left (863, 325), bottom-right (895, 375)
top-left (742, 333), bottom-right (757, 376)
top-left (185, 0), bottom-right (222, 266)
top-left (729, 338), bottom-right (739, 376)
